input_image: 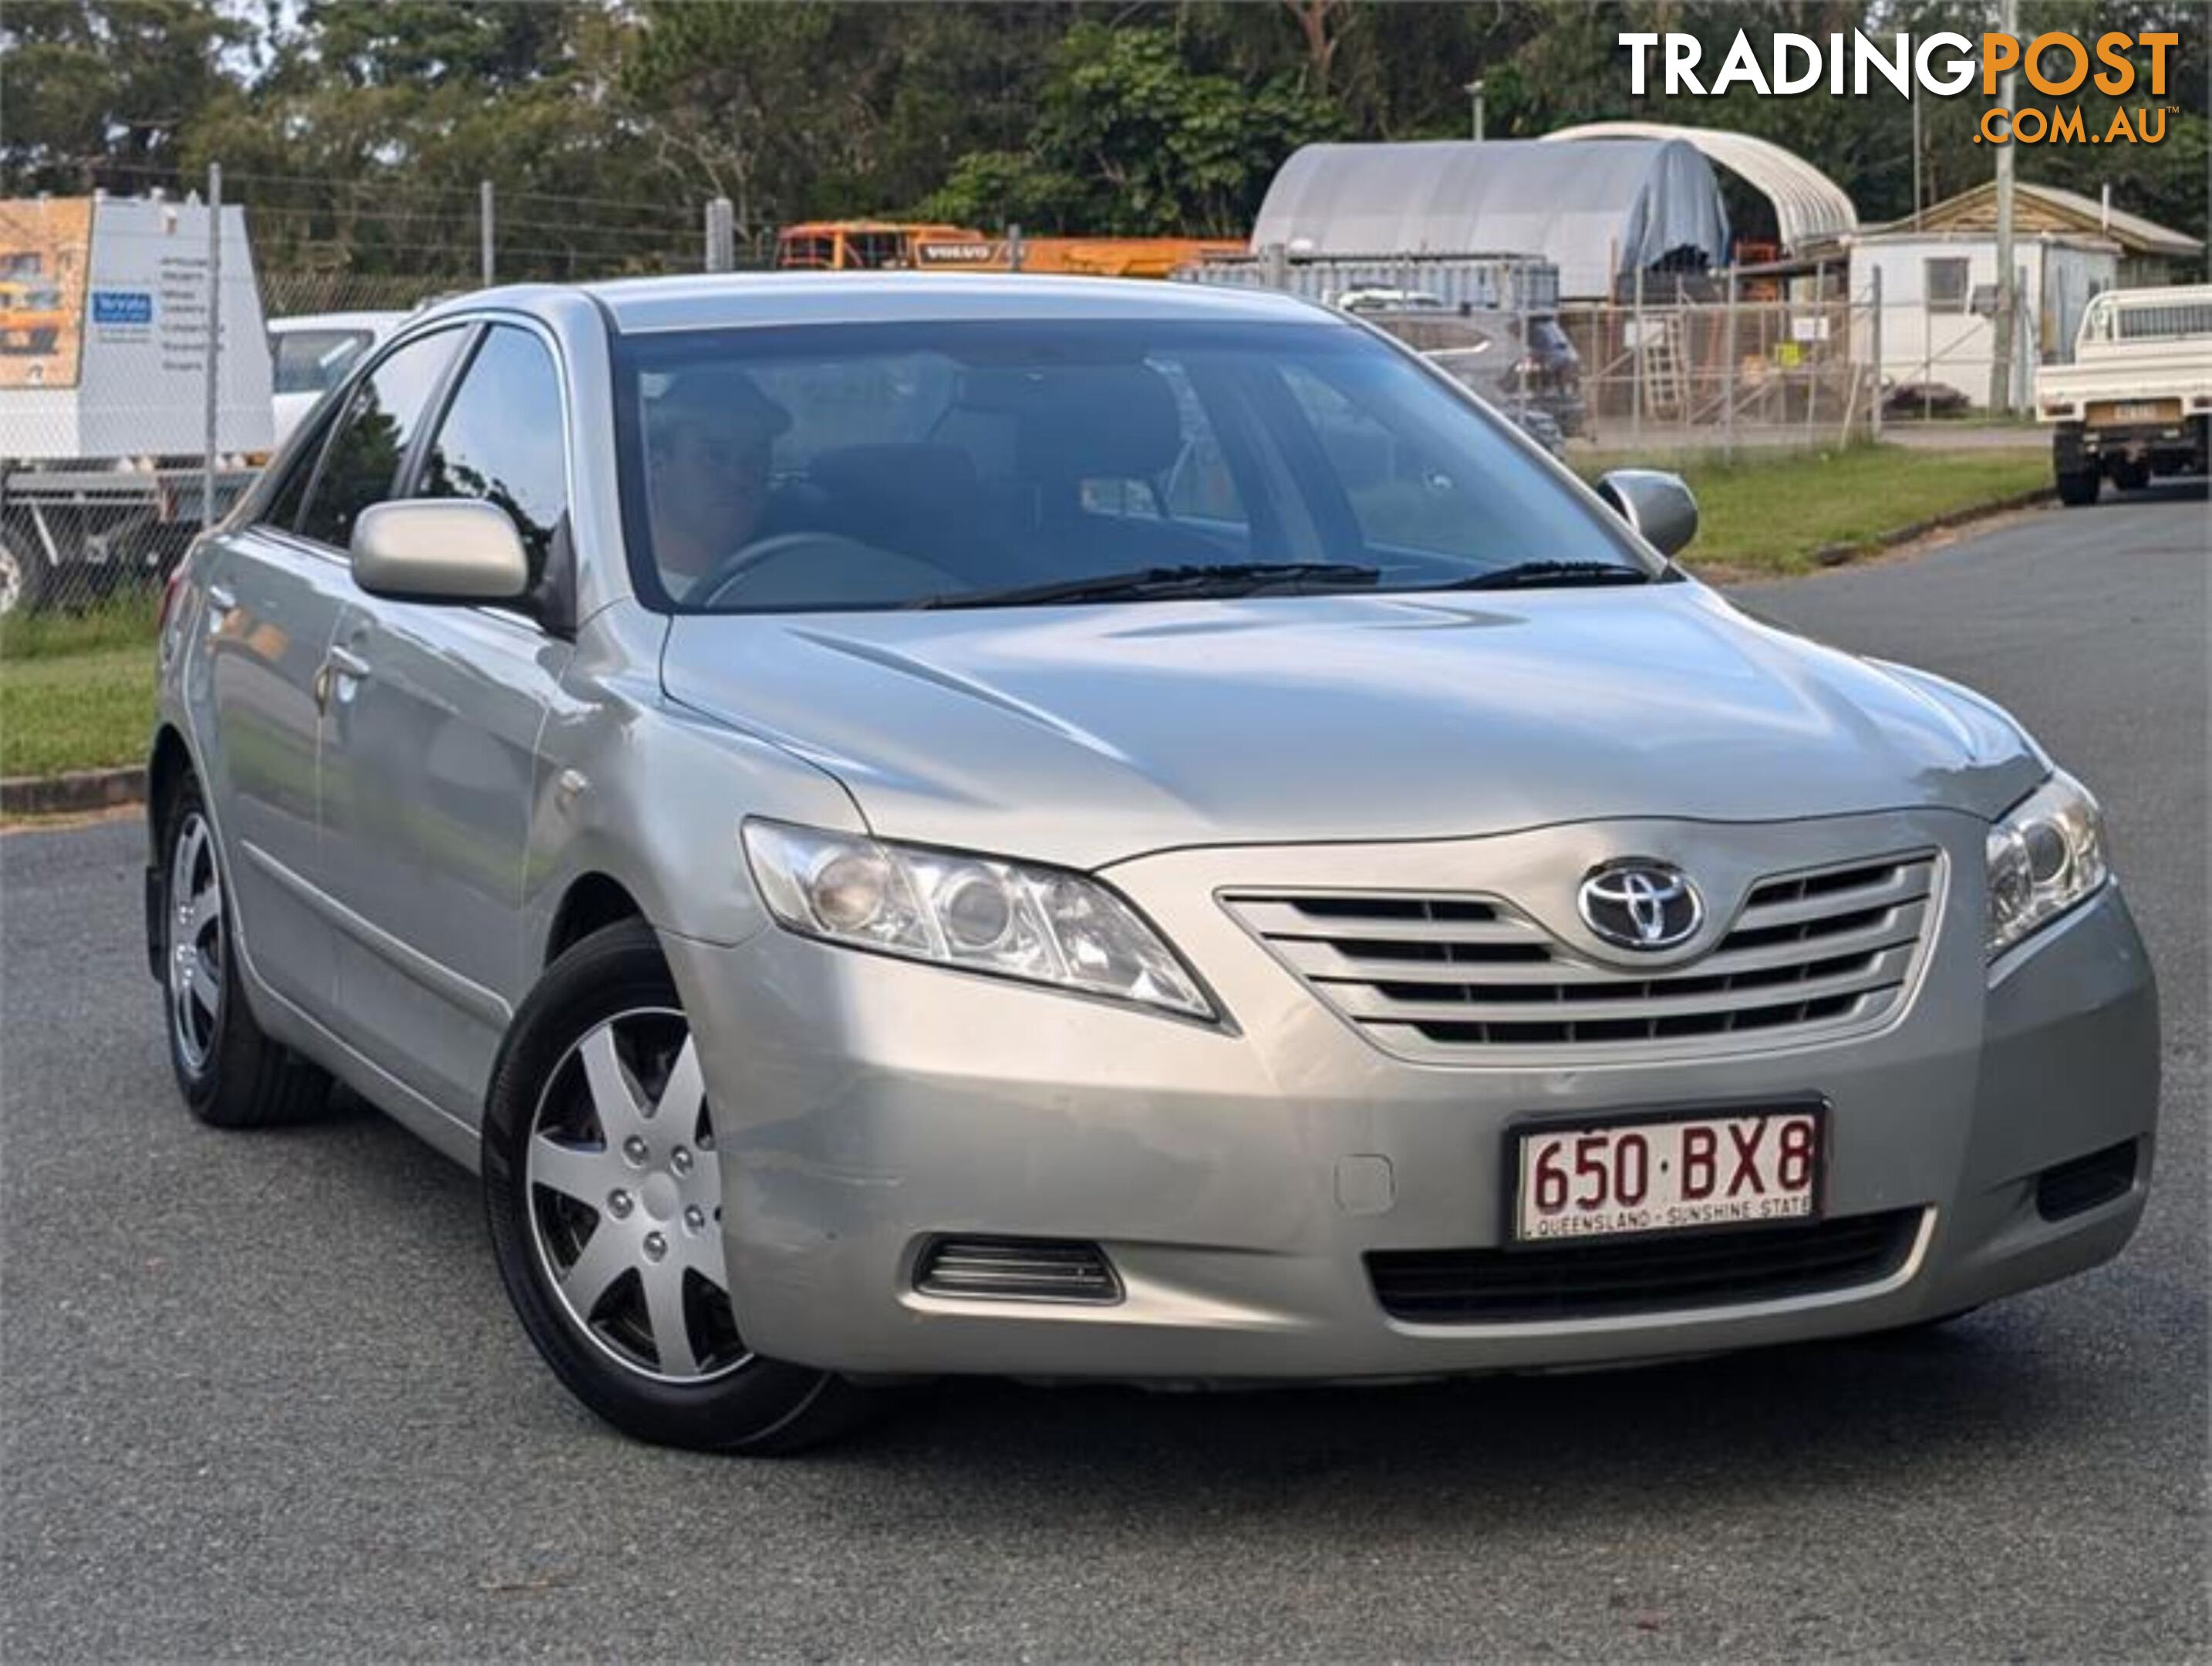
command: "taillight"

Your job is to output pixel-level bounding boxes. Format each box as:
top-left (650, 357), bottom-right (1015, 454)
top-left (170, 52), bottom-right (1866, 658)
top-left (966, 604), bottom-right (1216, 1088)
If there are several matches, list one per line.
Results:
top-left (158, 551), bottom-right (191, 635)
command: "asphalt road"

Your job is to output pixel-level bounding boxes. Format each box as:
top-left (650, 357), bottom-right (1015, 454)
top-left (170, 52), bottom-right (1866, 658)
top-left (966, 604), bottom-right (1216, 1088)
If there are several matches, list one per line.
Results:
top-left (4, 484), bottom-right (2206, 1662)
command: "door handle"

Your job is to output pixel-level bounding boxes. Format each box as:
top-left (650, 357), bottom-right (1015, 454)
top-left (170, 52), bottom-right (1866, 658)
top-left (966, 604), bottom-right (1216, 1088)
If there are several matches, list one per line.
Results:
top-left (315, 644), bottom-right (372, 713)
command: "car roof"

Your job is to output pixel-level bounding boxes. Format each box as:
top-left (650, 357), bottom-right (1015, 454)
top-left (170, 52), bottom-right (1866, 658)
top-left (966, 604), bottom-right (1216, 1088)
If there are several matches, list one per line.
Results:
top-left (569, 272), bottom-right (1334, 335)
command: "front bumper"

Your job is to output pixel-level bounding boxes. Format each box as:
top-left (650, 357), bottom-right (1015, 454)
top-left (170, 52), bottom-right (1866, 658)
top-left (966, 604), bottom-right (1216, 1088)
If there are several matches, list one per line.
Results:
top-left (663, 812), bottom-right (2159, 1381)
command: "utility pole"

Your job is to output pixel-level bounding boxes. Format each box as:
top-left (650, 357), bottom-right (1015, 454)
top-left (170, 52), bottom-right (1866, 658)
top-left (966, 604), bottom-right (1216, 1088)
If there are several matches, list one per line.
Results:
top-left (1989, 0), bottom-right (2018, 412)
top-left (1869, 263), bottom-right (1884, 442)
top-left (1910, 85), bottom-right (1923, 229)
top-left (201, 161), bottom-right (221, 531)
top-left (704, 197), bottom-right (735, 273)
top-left (1465, 78), bottom-right (1486, 142)
top-left (480, 180), bottom-right (496, 289)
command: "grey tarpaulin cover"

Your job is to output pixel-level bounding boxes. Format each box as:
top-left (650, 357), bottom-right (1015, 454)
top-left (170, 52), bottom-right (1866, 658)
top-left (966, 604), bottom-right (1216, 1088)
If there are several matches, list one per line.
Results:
top-left (1249, 139), bottom-right (1731, 300)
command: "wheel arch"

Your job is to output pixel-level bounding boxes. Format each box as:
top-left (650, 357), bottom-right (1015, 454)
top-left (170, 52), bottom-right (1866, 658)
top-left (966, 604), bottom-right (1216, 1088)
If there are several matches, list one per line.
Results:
top-left (144, 725), bottom-right (197, 980)
top-left (543, 871), bottom-right (649, 967)
top-left (147, 723), bottom-right (195, 836)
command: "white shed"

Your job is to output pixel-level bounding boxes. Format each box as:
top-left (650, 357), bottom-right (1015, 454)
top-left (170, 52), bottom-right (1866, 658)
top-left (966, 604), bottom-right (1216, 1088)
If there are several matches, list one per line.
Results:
top-left (1847, 230), bottom-right (2117, 412)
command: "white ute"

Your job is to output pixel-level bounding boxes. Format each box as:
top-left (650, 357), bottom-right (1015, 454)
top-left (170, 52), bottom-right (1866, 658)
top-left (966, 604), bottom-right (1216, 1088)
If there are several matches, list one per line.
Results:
top-left (2035, 284), bottom-right (2212, 506)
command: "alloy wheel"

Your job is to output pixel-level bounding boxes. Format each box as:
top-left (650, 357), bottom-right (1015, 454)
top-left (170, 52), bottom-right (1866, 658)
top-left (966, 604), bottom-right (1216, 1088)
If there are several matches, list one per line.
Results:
top-left (524, 1008), bottom-right (748, 1383)
top-left (167, 812), bottom-right (224, 1074)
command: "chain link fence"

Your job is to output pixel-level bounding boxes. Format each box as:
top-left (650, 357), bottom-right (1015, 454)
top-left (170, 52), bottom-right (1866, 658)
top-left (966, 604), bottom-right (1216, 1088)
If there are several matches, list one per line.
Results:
top-left (1862, 287), bottom-right (2037, 426)
top-left (1556, 287), bottom-right (1881, 457)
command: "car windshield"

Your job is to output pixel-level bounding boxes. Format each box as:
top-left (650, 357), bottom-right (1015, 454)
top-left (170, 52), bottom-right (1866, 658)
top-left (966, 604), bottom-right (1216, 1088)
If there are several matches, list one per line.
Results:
top-left (612, 317), bottom-right (1654, 613)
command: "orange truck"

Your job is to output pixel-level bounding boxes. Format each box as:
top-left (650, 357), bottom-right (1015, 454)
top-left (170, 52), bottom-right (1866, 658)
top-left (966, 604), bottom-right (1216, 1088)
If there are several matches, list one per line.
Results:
top-left (776, 221), bottom-right (1240, 279)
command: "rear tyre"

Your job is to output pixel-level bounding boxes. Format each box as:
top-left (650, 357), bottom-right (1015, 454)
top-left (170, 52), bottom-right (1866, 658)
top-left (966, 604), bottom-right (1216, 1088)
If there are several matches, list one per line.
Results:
top-left (2055, 467), bottom-right (2101, 508)
top-left (482, 919), bottom-right (888, 1454)
top-left (158, 774), bottom-right (332, 1126)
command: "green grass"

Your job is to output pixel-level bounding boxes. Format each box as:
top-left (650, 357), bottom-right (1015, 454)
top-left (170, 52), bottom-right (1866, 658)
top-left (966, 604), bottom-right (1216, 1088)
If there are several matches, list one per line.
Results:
top-left (0, 593), bottom-right (160, 662)
top-left (1620, 443), bottom-right (2051, 577)
top-left (0, 642), bottom-right (154, 777)
top-left (0, 595), bottom-right (160, 777)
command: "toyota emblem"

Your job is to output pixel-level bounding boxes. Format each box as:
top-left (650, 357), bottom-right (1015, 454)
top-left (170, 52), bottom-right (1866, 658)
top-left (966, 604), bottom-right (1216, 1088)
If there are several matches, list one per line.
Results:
top-left (1577, 861), bottom-right (1703, 951)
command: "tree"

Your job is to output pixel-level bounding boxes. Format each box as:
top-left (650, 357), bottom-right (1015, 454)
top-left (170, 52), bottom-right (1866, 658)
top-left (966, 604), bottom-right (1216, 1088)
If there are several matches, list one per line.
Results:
top-left (923, 22), bottom-right (1344, 234)
top-left (915, 150), bottom-right (1092, 235)
top-left (179, 2), bottom-right (683, 283)
top-left (0, 0), bottom-right (250, 193)
top-left (616, 2), bottom-right (1074, 241)
top-left (1280, 0), bottom-right (1357, 93)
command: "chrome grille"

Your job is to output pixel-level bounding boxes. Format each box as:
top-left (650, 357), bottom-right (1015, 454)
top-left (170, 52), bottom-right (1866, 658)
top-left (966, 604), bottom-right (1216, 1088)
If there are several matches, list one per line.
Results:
top-left (1228, 852), bottom-right (1939, 1061)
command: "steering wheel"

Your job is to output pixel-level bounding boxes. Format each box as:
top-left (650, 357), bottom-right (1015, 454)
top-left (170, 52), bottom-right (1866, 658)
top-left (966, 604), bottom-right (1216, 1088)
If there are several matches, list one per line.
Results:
top-left (690, 531), bottom-right (965, 610)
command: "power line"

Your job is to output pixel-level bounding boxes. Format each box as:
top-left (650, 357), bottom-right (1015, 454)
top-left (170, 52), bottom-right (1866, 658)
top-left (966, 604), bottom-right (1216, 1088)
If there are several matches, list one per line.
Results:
top-left (49, 201), bottom-right (710, 252)
top-left (42, 155), bottom-right (707, 221)
top-left (238, 202), bottom-right (703, 244)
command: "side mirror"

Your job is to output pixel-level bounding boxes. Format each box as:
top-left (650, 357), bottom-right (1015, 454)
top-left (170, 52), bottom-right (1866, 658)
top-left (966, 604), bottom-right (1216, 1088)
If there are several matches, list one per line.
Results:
top-left (350, 499), bottom-right (530, 604)
top-left (1595, 469), bottom-right (1699, 558)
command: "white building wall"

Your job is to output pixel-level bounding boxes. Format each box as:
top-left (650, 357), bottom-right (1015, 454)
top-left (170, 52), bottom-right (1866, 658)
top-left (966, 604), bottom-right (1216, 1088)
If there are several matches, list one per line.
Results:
top-left (1849, 233), bottom-right (2118, 410)
top-left (0, 198), bottom-right (272, 462)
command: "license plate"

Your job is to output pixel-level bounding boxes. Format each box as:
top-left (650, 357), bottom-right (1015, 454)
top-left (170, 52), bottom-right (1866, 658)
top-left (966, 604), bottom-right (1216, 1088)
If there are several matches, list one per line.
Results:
top-left (1514, 1110), bottom-right (1820, 1242)
top-left (2090, 399), bottom-right (2179, 425)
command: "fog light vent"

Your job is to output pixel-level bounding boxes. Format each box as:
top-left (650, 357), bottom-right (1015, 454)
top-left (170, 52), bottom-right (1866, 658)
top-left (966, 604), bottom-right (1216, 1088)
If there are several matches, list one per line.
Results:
top-left (915, 1236), bottom-right (1121, 1303)
top-left (2035, 1141), bottom-right (2137, 1221)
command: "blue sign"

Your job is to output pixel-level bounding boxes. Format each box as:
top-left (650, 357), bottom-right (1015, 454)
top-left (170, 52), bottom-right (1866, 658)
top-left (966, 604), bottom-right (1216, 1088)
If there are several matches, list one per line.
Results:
top-left (91, 290), bottom-right (153, 325)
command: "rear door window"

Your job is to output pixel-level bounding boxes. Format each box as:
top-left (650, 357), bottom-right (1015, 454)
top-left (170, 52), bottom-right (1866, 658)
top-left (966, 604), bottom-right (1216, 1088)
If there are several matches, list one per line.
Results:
top-left (298, 328), bottom-right (467, 551)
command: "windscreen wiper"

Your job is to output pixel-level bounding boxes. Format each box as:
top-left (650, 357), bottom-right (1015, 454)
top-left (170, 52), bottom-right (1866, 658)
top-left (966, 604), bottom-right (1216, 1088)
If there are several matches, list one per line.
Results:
top-left (1425, 560), bottom-right (1655, 592)
top-left (909, 562), bottom-right (1382, 610)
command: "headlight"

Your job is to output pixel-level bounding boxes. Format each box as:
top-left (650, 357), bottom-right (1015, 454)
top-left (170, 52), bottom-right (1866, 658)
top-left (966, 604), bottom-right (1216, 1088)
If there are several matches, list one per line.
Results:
top-left (741, 821), bottom-right (1213, 1020)
top-left (1986, 771), bottom-right (2109, 958)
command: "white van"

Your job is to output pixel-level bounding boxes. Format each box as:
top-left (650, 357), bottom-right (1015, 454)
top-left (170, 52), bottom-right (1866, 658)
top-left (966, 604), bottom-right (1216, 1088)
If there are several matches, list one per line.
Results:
top-left (267, 310), bottom-right (408, 445)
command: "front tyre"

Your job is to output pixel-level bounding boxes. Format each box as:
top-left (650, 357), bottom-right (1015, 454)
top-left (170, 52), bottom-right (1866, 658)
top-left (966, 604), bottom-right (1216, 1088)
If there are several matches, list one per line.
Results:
top-left (482, 920), bottom-right (883, 1454)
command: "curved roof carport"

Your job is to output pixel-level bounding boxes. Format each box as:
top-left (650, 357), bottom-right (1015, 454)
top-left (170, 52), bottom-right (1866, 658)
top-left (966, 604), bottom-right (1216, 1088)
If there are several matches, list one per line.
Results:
top-left (1542, 122), bottom-right (1858, 255)
top-left (1249, 138), bottom-right (1730, 300)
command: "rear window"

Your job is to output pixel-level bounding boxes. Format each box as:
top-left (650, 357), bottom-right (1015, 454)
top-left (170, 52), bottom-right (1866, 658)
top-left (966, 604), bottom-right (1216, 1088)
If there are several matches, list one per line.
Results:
top-left (2116, 302), bottom-right (2212, 342)
top-left (612, 317), bottom-right (1644, 614)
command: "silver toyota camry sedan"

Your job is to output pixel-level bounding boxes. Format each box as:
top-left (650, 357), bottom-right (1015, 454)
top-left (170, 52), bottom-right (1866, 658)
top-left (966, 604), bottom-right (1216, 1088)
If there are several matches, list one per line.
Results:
top-left (147, 275), bottom-right (2159, 1452)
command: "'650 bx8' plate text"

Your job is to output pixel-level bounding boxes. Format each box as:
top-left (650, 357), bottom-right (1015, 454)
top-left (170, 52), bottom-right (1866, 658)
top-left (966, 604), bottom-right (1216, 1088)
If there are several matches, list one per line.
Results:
top-left (1516, 1110), bottom-right (1821, 1241)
